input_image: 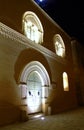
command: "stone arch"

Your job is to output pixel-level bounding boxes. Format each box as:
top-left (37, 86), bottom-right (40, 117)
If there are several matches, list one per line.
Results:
top-left (20, 61), bottom-right (50, 86)
top-left (19, 61), bottom-right (51, 114)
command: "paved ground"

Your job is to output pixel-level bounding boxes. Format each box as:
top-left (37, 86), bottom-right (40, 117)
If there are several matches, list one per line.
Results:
top-left (0, 107), bottom-right (84, 130)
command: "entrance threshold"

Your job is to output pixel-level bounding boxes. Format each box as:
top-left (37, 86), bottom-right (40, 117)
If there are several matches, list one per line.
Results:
top-left (28, 113), bottom-right (44, 120)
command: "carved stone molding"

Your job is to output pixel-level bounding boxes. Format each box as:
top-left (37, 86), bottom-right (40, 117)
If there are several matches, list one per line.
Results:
top-left (0, 22), bottom-right (66, 64)
top-left (0, 22), bottom-right (29, 45)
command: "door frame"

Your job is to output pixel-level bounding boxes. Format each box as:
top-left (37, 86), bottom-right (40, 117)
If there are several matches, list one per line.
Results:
top-left (19, 61), bottom-right (51, 114)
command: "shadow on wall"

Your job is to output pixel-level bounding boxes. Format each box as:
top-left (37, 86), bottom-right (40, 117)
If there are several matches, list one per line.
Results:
top-left (14, 48), bottom-right (52, 84)
top-left (0, 101), bottom-right (21, 126)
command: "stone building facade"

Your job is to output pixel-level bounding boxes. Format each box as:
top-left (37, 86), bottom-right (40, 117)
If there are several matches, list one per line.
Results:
top-left (0, 0), bottom-right (81, 125)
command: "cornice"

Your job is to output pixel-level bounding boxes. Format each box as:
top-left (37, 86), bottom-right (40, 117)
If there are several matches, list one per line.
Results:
top-left (0, 22), bottom-right (29, 45)
top-left (0, 22), bottom-right (66, 65)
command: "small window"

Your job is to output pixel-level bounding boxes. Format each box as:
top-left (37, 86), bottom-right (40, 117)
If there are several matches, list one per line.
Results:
top-left (54, 34), bottom-right (65, 57)
top-left (22, 11), bottom-right (43, 44)
top-left (63, 72), bottom-right (69, 91)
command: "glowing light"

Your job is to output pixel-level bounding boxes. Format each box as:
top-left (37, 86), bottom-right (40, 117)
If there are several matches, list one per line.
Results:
top-left (34, 114), bottom-right (43, 118)
top-left (41, 117), bottom-right (45, 120)
top-left (54, 34), bottom-right (65, 57)
top-left (27, 21), bottom-right (32, 27)
top-left (63, 72), bottom-right (69, 91)
top-left (23, 11), bottom-right (44, 44)
top-left (39, 0), bottom-right (43, 2)
top-left (25, 21), bottom-right (40, 43)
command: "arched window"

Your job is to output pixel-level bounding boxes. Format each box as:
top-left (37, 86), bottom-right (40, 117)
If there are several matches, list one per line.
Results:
top-left (22, 11), bottom-right (44, 44)
top-left (54, 34), bottom-right (65, 57)
top-left (63, 72), bottom-right (69, 91)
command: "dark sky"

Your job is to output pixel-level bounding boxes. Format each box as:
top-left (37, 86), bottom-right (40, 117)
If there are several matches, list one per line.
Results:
top-left (34, 0), bottom-right (84, 45)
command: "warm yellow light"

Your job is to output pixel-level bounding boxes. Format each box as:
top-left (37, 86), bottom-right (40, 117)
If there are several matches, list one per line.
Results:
top-left (55, 42), bottom-right (64, 57)
top-left (54, 34), bottom-right (65, 57)
top-left (25, 21), bottom-right (40, 43)
top-left (63, 72), bottom-right (69, 91)
top-left (34, 114), bottom-right (43, 118)
top-left (23, 11), bottom-right (44, 44)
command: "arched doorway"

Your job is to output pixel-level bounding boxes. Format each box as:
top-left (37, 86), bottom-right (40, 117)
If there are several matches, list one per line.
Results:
top-left (27, 71), bottom-right (42, 113)
top-left (20, 61), bottom-right (51, 114)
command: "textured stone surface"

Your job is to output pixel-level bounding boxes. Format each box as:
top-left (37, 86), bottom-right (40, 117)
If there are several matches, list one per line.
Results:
top-left (0, 107), bottom-right (84, 130)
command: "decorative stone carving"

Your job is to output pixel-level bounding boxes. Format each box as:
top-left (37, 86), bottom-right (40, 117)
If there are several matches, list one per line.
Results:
top-left (0, 22), bottom-right (66, 64)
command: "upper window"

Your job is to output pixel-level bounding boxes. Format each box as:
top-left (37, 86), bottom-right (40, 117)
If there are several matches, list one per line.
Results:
top-left (22, 11), bottom-right (44, 44)
top-left (54, 34), bottom-right (65, 57)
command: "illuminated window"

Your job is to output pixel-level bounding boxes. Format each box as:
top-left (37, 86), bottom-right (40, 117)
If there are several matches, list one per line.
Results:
top-left (54, 34), bottom-right (65, 57)
top-left (22, 11), bottom-right (43, 44)
top-left (63, 72), bottom-right (69, 91)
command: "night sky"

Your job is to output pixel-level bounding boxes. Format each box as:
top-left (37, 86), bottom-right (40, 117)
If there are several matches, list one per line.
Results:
top-left (34, 0), bottom-right (84, 45)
